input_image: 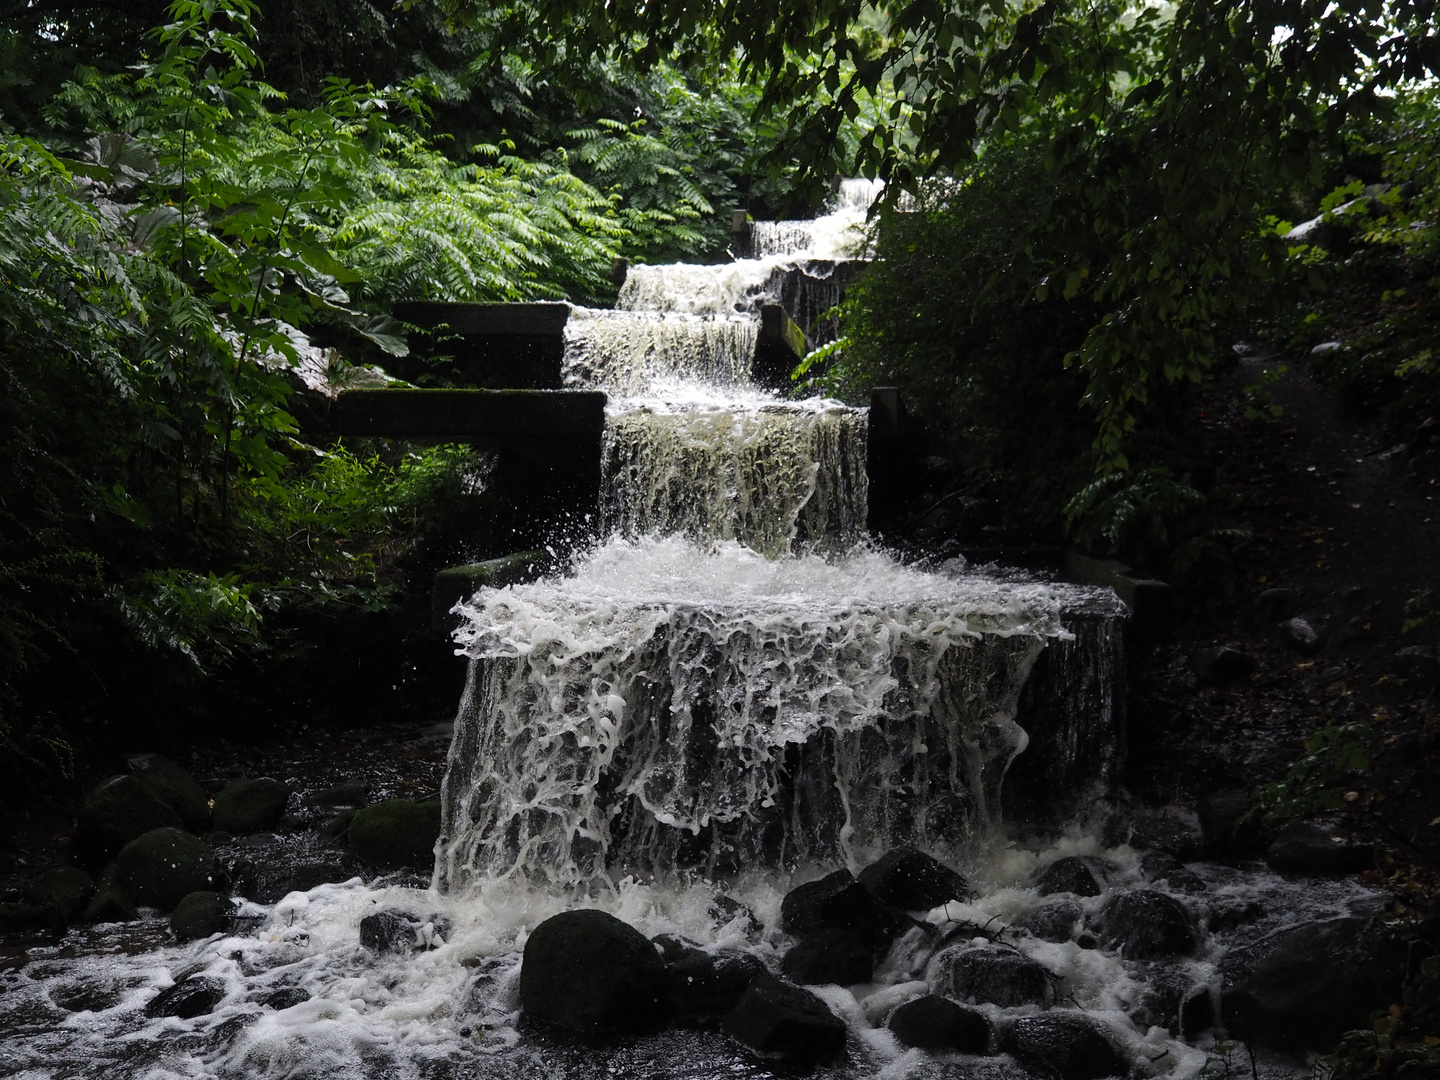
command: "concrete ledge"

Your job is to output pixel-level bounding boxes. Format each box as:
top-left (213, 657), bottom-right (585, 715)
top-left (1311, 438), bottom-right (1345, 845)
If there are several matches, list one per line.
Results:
top-left (393, 302), bottom-right (571, 336)
top-left (433, 552), bottom-right (548, 629)
top-left (1062, 550), bottom-right (1172, 640)
top-left (332, 389), bottom-right (606, 439)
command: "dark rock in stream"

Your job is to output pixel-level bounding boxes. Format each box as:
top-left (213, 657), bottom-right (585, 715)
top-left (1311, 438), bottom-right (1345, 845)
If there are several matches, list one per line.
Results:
top-left (519, 909), bottom-right (669, 1037)
top-left (721, 974), bottom-right (847, 1066)
top-left (1222, 912), bottom-right (1408, 1052)
top-left (262, 987), bottom-right (311, 1010)
top-left (1016, 900), bottom-right (1083, 943)
top-left (1197, 790), bottom-right (1266, 858)
top-left (359, 908), bottom-right (450, 954)
top-left (312, 782), bottom-right (368, 807)
top-left (144, 975), bottom-right (226, 1020)
top-left (74, 775), bottom-right (182, 870)
top-left (654, 938), bottom-right (765, 1027)
top-left (319, 810), bottom-right (356, 847)
top-left (887, 994), bottom-right (990, 1053)
top-left (128, 754), bottom-right (212, 834)
top-left (1265, 822), bottom-right (1374, 875)
top-left (1130, 965), bottom-right (1216, 1039)
top-left (1106, 807), bottom-right (1201, 860)
top-left (212, 777), bottom-right (289, 834)
top-left (1279, 617), bottom-right (1321, 654)
top-left (858, 845), bottom-right (972, 910)
top-left (25, 867), bottom-right (94, 922)
top-left (781, 927), bottom-right (873, 985)
top-left (256, 862), bottom-right (352, 903)
top-left (0, 903), bottom-right (51, 936)
top-left (1003, 1013), bottom-right (1129, 1080)
top-left (780, 868), bottom-right (904, 947)
top-left (1139, 851), bottom-right (1182, 880)
top-left (117, 828), bottom-right (218, 910)
top-left (1095, 889), bottom-right (1198, 959)
top-left (929, 944), bottom-right (1057, 1008)
top-left (81, 863), bottom-right (139, 923)
top-left (1033, 855), bottom-right (1104, 896)
top-left (170, 891), bottom-right (235, 941)
top-left (1194, 645), bottom-right (1258, 684)
top-left (348, 798), bottom-right (441, 870)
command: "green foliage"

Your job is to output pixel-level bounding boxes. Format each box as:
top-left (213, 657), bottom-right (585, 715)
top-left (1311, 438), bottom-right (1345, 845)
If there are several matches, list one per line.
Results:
top-left (1253, 720), bottom-right (1375, 822)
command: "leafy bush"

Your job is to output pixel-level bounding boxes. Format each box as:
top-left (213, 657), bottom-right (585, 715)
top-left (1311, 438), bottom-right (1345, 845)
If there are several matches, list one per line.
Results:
top-left (1253, 720), bottom-right (1376, 822)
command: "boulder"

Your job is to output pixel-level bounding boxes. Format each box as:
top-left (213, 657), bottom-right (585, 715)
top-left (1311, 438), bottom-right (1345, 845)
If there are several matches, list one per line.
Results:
top-left (519, 909), bottom-right (669, 1036)
top-left (1279, 617), bottom-right (1321, 655)
top-left (858, 846), bottom-right (971, 910)
top-left (129, 754), bottom-right (212, 834)
top-left (780, 868), bottom-right (903, 948)
top-left (347, 799), bottom-right (441, 870)
top-left (1016, 900), bottom-right (1083, 943)
top-left (781, 927), bottom-right (873, 986)
top-left (1139, 851), bottom-right (1182, 881)
top-left (81, 863), bottom-right (139, 923)
top-left (117, 828), bottom-right (217, 910)
top-left (1197, 790), bottom-right (1265, 858)
top-left (359, 908), bottom-right (450, 954)
top-left (170, 891), bottom-right (234, 941)
top-left (657, 939), bottom-right (765, 1027)
top-left (1393, 644), bottom-right (1436, 679)
top-left (312, 782), bottom-right (368, 807)
top-left (887, 994), bottom-right (990, 1054)
top-left (1004, 1013), bottom-right (1129, 1080)
top-left (721, 974), bottom-right (847, 1066)
top-left (1194, 645), bottom-right (1257, 685)
top-left (319, 811), bottom-right (356, 847)
top-left (74, 775), bottom-right (181, 869)
top-left (1222, 913), bottom-right (1407, 1052)
top-left (1130, 966), bottom-right (1216, 1039)
top-left (1095, 890), bottom-right (1198, 959)
top-left (929, 945), bottom-right (1056, 1008)
top-left (1107, 808), bottom-right (1201, 860)
top-left (256, 862), bottom-right (352, 904)
top-left (262, 987), bottom-right (310, 1010)
top-left (212, 778), bottom-right (289, 834)
top-left (144, 975), bottom-right (226, 1019)
top-left (1265, 823), bottom-right (1374, 875)
top-left (1250, 587), bottom-right (1302, 624)
top-left (25, 867), bottom-right (94, 922)
top-left (1033, 855), bottom-right (1104, 897)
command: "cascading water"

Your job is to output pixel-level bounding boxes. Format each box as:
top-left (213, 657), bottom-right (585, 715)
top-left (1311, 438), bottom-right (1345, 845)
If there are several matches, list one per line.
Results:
top-left (1, 182), bottom-right (1392, 1080)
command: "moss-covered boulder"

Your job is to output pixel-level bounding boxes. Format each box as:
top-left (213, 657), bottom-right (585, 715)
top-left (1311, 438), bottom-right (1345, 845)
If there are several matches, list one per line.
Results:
top-left (170, 891), bottom-right (235, 941)
top-left (81, 864), bottom-right (139, 924)
top-left (130, 754), bottom-right (212, 834)
top-left (74, 775), bottom-right (181, 870)
top-left (26, 867), bottom-right (94, 922)
top-left (212, 777), bottom-right (289, 833)
top-left (117, 828), bottom-right (217, 910)
top-left (348, 799), bottom-right (441, 870)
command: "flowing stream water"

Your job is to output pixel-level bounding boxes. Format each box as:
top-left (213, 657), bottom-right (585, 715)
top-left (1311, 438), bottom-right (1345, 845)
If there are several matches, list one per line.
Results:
top-left (0, 183), bottom-right (1387, 1080)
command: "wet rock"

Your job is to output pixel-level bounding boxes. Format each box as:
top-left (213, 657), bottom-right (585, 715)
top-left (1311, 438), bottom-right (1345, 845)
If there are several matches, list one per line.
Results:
top-left (117, 828), bottom-right (218, 910)
top-left (1279, 617), bottom-right (1321, 655)
top-left (256, 862), bottom-right (352, 903)
top-left (519, 909), bottom-right (669, 1036)
top-left (1265, 823), bottom-right (1374, 875)
top-left (348, 799), bottom-right (441, 871)
top-left (858, 846), bottom-right (971, 910)
top-left (262, 987), bottom-right (310, 1010)
top-left (1016, 900), bottom-right (1083, 943)
top-left (312, 782), bottom-right (367, 807)
top-left (0, 903), bottom-right (50, 936)
top-left (1139, 851), bottom-right (1182, 881)
top-left (318, 811), bottom-right (355, 847)
top-left (129, 754), bottom-right (212, 834)
top-left (1131, 966), bottom-right (1215, 1039)
top-left (929, 944), bottom-right (1056, 1008)
top-left (721, 974), bottom-right (847, 1066)
top-left (25, 867), bottom-right (94, 922)
top-left (1033, 855), bottom-right (1104, 897)
top-left (144, 975), bottom-right (226, 1020)
top-left (658, 940), bottom-right (765, 1027)
top-left (52, 982), bottom-right (123, 1013)
top-left (1095, 889), bottom-right (1198, 959)
top-left (81, 863), bottom-right (139, 923)
top-left (1250, 587), bottom-right (1302, 624)
top-left (1392, 644), bottom-right (1436, 679)
top-left (212, 778), bottom-right (289, 834)
top-left (780, 927), bottom-right (873, 985)
top-left (359, 908), bottom-right (450, 954)
top-left (1197, 790), bottom-right (1265, 858)
top-left (780, 868), bottom-right (903, 948)
top-left (170, 891), bottom-right (234, 941)
top-left (1107, 807), bottom-right (1201, 860)
top-left (1003, 1013), bottom-right (1129, 1080)
top-left (888, 994), bottom-right (990, 1054)
top-left (1194, 645), bottom-right (1258, 685)
top-left (1222, 913), bottom-right (1407, 1052)
top-left (1160, 867), bottom-right (1209, 892)
top-left (74, 775), bottom-right (181, 870)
